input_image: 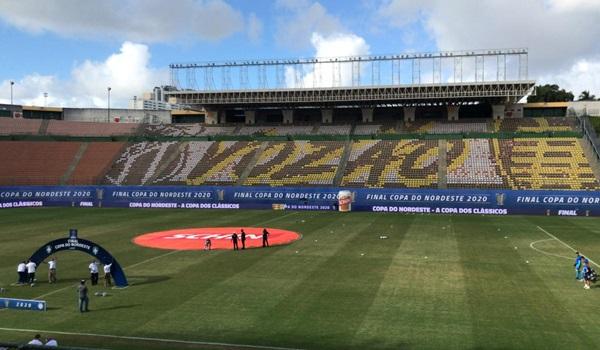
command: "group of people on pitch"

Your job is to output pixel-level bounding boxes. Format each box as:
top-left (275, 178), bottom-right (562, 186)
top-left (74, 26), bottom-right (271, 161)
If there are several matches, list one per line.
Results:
top-left (16, 257), bottom-right (56, 286)
top-left (203, 228), bottom-right (270, 250)
top-left (574, 252), bottom-right (598, 289)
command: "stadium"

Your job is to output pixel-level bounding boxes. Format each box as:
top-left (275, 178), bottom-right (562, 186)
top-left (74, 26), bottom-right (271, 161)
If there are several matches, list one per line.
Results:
top-left (2, 41), bottom-right (600, 350)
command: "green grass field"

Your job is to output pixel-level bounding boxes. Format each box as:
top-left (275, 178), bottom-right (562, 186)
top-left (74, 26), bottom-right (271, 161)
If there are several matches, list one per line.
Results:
top-left (2, 208), bottom-right (600, 350)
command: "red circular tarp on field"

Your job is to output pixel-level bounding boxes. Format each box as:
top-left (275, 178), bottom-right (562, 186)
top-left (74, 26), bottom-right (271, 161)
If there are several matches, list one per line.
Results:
top-left (133, 227), bottom-right (301, 250)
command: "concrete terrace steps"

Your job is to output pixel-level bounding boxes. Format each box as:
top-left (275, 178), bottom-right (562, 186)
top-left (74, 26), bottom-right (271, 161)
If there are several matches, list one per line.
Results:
top-left (437, 139), bottom-right (448, 189)
top-left (60, 142), bottom-right (89, 185)
top-left (333, 139), bottom-right (353, 187)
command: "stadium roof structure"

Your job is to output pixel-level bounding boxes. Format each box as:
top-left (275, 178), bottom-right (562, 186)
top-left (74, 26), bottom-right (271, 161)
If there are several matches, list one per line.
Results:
top-left (167, 48), bottom-right (535, 108)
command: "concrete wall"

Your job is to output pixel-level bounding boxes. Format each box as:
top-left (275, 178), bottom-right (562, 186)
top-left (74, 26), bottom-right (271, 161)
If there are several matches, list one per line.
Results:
top-left (63, 108), bottom-right (171, 124)
top-left (568, 101), bottom-right (600, 117)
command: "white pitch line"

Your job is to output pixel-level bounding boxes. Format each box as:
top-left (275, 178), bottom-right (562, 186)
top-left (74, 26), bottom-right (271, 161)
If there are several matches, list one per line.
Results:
top-left (0, 327), bottom-right (304, 350)
top-left (536, 225), bottom-right (600, 268)
top-left (529, 239), bottom-right (572, 260)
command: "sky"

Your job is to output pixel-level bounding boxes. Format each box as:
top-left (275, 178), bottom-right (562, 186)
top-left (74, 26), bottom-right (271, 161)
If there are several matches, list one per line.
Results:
top-left (0, 0), bottom-right (599, 108)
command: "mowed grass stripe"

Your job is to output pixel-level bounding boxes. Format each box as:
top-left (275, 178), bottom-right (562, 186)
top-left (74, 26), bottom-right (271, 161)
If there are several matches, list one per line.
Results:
top-left (131, 211), bottom-right (369, 347)
top-left (350, 215), bottom-right (472, 350)
top-left (456, 216), bottom-right (598, 349)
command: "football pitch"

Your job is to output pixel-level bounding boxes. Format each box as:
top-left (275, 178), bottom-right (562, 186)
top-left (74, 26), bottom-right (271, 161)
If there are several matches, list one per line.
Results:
top-left (1, 208), bottom-right (600, 350)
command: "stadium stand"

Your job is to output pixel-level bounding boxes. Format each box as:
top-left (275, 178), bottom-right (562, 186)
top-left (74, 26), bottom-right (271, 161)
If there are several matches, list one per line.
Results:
top-left (46, 120), bottom-right (139, 137)
top-left (315, 124), bottom-right (352, 135)
top-left (237, 125), bottom-right (314, 136)
top-left (341, 140), bottom-right (439, 188)
top-left (153, 141), bottom-right (214, 184)
top-left (353, 123), bottom-right (397, 135)
top-left (494, 138), bottom-right (599, 190)
top-left (104, 142), bottom-right (180, 185)
top-left (244, 141), bottom-right (344, 186)
top-left (446, 139), bottom-right (507, 188)
top-left (143, 124), bottom-right (235, 137)
top-left (186, 141), bottom-right (262, 185)
top-left (494, 117), bottom-right (578, 132)
top-left (0, 141), bottom-right (81, 185)
top-left (401, 120), bottom-right (489, 134)
top-left (0, 117), bottom-right (42, 135)
top-left (68, 142), bottom-right (126, 185)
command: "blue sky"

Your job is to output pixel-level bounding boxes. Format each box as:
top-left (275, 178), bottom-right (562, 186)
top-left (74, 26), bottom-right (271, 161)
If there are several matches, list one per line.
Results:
top-left (1, 0), bottom-right (599, 107)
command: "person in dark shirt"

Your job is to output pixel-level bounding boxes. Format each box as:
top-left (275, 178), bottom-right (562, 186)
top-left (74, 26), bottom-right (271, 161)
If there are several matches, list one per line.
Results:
top-left (78, 280), bottom-right (89, 312)
top-left (262, 228), bottom-right (270, 248)
top-left (232, 233), bottom-right (239, 250)
top-left (241, 229), bottom-right (247, 250)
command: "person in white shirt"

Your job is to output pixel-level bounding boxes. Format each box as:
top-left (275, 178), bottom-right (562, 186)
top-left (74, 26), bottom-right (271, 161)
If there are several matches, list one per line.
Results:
top-left (47, 257), bottom-right (57, 284)
top-left (27, 334), bottom-right (43, 345)
top-left (103, 262), bottom-right (113, 287)
top-left (45, 337), bottom-right (58, 347)
top-left (25, 260), bottom-right (37, 285)
top-left (17, 261), bottom-right (26, 284)
top-left (89, 260), bottom-right (99, 285)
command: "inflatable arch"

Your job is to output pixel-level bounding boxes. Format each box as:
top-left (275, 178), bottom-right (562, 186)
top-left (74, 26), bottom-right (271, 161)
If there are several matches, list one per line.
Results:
top-left (28, 229), bottom-right (128, 287)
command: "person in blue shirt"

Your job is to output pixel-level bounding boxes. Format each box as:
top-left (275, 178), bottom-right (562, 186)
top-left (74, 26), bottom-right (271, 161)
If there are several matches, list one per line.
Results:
top-left (574, 252), bottom-right (583, 280)
top-left (582, 259), bottom-right (592, 290)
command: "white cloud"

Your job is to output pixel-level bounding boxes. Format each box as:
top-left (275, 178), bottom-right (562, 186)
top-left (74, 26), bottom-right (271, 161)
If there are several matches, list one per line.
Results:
top-left (376, 0), bottom-right (600, 94)
top-left (286, 33), bottom-right (370, 88)
top-left (246, 13), bottom-right (263, 43)
top-left (275, 1), bottom-right (346, 50)
top-left (0, 0), bottom-right (244, 43)
top-left (0, 42), bottom-right (167, 108)
top-left (540, 58), bottom-right (600, 97)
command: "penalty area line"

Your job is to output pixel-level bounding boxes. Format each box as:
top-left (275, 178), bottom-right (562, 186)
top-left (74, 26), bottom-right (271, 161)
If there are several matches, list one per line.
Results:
top-left (529, 239), bottom-right (572, 260)
top-left (536, 225), bottom-right (600, 268)
top-left (0, 327), bottom-right (304, 350)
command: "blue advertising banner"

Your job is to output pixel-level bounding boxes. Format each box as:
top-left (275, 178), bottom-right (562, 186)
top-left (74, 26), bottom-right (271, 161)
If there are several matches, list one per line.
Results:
top-left (0, 186), bottom-right (96, 209)
top-left (1, 185), bottom-right (599, 216)
top-left (0, 298), bottom-right (46, 312)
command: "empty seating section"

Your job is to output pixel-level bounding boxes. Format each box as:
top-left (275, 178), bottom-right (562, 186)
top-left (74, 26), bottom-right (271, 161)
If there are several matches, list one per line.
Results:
top-left (244, 141), bottom-right (344, 186)
top-left (186, 142), bottom-right (261, 185)
top-left (315, 124), bottom-right (352, 135)
top-left (494, 117), bottom-right (578, 132)
top-left (104, 142), bottom-right (180, 185)
top-left (446, 139), bottom-right (506, 188)
top-left (495, 138), bottom-right (598, 190)
top-left (68, 142), bottom-right (126, 185)
top-left (144, 124), bottom-right (205, 137)
top-left (353, 123), bottom-right (397, 135)
top-left (153, 141), bottom-right (214, 185)
top-left (402, 120), bottom-right (488, 134)
top-left (0, 118), bottom-right (41, 135)
top-left (0, 141), bottom-right (80, 185)
top-left (237, 125), bottom-right (313, 136)
top-left (200, 126), bottom-right (236, 136)
top-left (46, 120), bottom-right (139, 137)
top-left (342, 140), bottom-right (438, 188)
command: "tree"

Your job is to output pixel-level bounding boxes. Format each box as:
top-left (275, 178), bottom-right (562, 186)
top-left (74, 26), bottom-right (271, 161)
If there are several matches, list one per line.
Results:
top-left (578, 90), bottom-right (596, 101)
top-left (527, 84), bottom-right (574, 103)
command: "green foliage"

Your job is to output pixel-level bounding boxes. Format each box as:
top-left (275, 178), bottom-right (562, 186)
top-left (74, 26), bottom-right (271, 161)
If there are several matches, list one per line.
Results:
top-left (1, 208), bottom-right (600, 349)
top-left (528, 84), bottom-right (574, 103)
top-left (578, 90), bottom-right (597, 101)
top-left (590, 116), bottom-right (600, 134)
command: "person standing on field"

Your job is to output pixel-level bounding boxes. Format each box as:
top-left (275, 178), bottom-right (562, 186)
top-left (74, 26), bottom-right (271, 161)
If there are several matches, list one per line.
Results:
top-left (47, 257), bottom-right (57, 284)
top-left (25, 260), bottom-right (37, 285)
top-left (103, 262), bottom-right (113, 288)
top-left (232, 233), bottom-right (239, 250)
top-left (17, 261), bottom-right (26, 284)
top-left (262, 228), bottom-right (270, 248)
top-left (78, 279), bottom-right (89, 312)
top-left (88, 260), bottom-right (99, 285)
top-left (241, 229), bottom-right (247, 250)
top-left (574, 251), bottom-right (583, 281)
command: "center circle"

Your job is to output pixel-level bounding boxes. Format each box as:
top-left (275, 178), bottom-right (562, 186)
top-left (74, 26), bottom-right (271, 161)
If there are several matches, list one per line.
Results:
top-left (133, 227), bottom-right (301, 251)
